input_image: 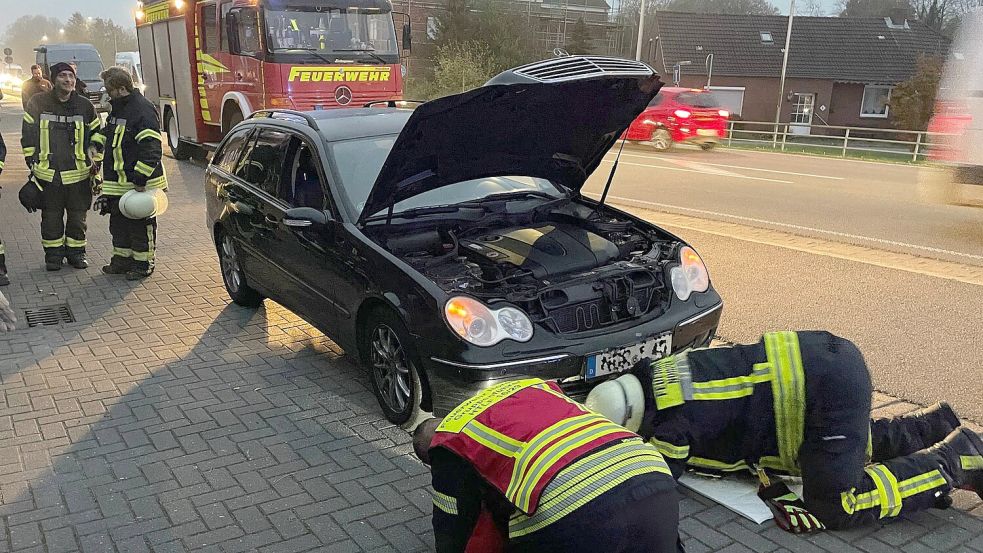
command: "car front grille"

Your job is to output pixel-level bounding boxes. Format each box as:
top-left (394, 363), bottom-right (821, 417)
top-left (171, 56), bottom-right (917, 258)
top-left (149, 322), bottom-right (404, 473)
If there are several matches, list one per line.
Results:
top-left (545, 286), bottom-right (656, 334)
top-left (514, 56), bottom-right (653, 83)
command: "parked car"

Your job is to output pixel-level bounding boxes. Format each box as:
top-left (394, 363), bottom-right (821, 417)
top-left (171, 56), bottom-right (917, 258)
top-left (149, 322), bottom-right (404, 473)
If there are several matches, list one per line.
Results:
top-left (624, 87), bottom-right (730, 151)
top-left (919, 9), bottom-right (983, 207)
top-left (204, 56), bottom-right (723, 425)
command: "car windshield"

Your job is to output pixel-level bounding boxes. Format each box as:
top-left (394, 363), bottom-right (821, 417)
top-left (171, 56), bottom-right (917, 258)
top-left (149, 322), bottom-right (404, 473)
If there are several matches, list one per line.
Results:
top-left (676, 92), bottom-right (720, 108)
top-left (328, 135), bottom-right (565, 218)
top-left (265, 8), bottom-right (398, 55)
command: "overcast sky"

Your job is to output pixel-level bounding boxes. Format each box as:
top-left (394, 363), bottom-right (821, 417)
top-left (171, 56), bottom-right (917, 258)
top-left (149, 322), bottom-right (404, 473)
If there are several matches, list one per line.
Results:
top-left (0, 0), bottom-right (841, 33)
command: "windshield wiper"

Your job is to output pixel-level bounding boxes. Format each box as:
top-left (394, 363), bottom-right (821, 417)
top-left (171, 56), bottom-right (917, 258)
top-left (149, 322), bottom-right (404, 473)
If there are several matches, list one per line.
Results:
top-left (333, 48), bottom-right (387, 65)
top-left (363, 204), bottom-right (473, 223)
top-left (472, 191), bottom-right (563, 204)
top-left (270, 46), bottom-right (335, 65)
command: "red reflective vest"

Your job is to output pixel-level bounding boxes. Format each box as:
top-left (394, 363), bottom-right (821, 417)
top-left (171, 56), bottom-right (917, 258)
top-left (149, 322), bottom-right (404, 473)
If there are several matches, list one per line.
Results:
top-left (431, 378), bottom-right (638, 515)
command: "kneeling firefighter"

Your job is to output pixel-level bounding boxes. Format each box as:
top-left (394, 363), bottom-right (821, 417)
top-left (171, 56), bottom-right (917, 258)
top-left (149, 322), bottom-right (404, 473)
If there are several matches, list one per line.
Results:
top-left (91, 66), bottom-right (167, 280)
top-left (587, 331), bottom-right (983, 533)
top-left (414, 378), bottom-right (683, 552)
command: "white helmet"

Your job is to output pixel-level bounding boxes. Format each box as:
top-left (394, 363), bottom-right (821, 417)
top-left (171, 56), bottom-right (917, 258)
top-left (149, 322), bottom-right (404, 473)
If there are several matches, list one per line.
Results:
top-left (585, 374), bottom-right (645, 433)
top-left (119, 189), bottom-right (168, 219)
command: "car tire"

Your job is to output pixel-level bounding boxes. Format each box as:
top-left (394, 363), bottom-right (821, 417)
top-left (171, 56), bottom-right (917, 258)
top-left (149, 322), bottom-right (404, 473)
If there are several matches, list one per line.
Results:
top-left (217, 231), bottom-right (263, 307)
top-left (700, 143), bottom-right (716, 151)
top-left (652, 129), bottom-right (673, 152)
top-left (364, 308), bottom-right (427, 427)
top-left (165, 109), bottom-right (195, 161)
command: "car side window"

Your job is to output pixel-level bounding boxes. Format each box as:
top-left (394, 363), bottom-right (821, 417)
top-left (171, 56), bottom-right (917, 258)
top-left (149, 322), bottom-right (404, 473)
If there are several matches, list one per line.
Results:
top-left (234, 128), bottom-right (291, 197)
top-left (648, 95), bottom-right (664, 107)
top-left (280, 138), bottom-right (327, 210)
top-left (214, 128), bottom-right (252, 173)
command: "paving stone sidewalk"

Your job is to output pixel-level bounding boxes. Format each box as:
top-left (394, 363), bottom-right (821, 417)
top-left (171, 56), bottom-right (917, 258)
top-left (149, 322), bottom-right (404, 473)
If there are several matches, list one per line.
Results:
top-left (0, 126), bottom-right (981, 552)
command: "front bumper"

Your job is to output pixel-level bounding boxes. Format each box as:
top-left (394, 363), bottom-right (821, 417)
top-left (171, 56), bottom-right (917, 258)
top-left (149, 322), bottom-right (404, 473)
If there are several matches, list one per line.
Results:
top-left (424, 300), bottom-right (723, 415)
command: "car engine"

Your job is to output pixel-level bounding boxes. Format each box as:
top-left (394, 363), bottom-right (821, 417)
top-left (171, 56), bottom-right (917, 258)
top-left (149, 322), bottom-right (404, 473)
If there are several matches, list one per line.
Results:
top-left (373, 201), bottom-right (683, 334)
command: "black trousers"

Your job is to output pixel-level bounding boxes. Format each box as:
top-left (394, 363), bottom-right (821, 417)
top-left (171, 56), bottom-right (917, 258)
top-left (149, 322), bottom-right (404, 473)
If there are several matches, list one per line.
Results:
top-left (40, 176), bottom-right (92, 260)
top-left (509, 472), bottom-right (684, 553)
top-left (108, 197), bottom-right (158, 272)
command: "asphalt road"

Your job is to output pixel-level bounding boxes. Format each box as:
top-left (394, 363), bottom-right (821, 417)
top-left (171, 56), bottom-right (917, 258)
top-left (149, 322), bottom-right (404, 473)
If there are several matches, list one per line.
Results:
top-left (3, 96), bottom-right (982, 422)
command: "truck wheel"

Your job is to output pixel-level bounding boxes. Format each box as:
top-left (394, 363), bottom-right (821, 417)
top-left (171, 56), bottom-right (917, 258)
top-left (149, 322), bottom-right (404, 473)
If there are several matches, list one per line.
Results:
top-left (223, 108), bottom-right (244, 135)
top-left (700, 143), bottom-right (717, 151)
top-left (652, 129), bottom-right (674, 152)
top-left (364, 308), bottom-right (427, 427)
top-left (165, 109), bottom-right (195, 161)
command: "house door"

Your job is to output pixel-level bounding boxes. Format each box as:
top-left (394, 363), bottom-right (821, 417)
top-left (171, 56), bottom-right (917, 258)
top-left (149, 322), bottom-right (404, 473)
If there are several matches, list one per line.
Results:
top-left (790, 93), bottom-right (815, 136)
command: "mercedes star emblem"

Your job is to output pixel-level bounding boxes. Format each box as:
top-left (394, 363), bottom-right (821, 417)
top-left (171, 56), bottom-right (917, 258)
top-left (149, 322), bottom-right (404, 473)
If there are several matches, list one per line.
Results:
top-left (335, 86), bottom-right (353, 106)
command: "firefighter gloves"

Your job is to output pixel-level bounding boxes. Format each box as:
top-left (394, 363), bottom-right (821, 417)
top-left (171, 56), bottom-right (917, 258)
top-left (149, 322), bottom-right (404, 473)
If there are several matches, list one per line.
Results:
top-left (758, 482), bottom-right (826, 534)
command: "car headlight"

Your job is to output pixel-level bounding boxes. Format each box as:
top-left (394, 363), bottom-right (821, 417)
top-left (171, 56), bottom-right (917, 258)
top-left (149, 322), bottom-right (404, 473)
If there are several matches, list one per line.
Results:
top-left (669, 246), bottom-right (709, 301)
top-left (444, 296), bottom-right (534, 347)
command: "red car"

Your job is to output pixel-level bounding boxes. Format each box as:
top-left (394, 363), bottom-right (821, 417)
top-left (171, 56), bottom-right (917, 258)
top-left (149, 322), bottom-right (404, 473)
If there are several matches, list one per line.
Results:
top-left (624, 87), bottom-right (729, 151)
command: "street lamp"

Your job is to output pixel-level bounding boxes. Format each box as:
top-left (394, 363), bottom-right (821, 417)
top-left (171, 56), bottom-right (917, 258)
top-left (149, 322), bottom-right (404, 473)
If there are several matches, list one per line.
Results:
top-left (41, 35), bottom-right (49, 42)
top-left (774, 0), bottom-right (796, 147)
top-left (635, 0), bottom-right (647, 61)
top-left (59, 28), bottom-right (65, 35)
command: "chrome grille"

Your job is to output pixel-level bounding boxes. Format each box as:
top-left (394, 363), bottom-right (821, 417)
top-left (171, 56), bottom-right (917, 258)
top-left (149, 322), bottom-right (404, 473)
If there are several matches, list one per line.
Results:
top-left (514, 56), bottom-right (654, 83)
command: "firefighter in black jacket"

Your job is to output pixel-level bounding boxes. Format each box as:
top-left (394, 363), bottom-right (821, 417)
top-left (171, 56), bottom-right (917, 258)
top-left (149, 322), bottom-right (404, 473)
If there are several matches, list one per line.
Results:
top-left (91, 67), bottom-right (167, 280)
top-left (21, 62), bottom-right (101, 271)
top-left (0, 130), bottom-right (8, 285)
top-left (587, 331), bottom-right (983, 533)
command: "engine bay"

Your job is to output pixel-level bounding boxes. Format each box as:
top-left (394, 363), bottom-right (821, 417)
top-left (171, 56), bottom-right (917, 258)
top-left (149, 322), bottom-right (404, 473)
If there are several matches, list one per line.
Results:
top-left (367, 199), bottom-right (684, 334)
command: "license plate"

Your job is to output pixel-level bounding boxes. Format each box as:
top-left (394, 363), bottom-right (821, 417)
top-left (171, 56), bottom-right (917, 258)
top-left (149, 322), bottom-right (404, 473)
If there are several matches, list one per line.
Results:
top-left (697, 129), bottom-right (719, 137)
top-left (313, 105), bottom-right (325, 111)
top-left (584, 333), bottom-right (673, 380)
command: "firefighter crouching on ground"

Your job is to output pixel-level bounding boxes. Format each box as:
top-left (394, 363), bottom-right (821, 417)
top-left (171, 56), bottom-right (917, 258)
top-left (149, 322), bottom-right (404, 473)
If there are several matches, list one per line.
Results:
top-left (413, 378), bottom-right (683, 553)
top-left (91, 67), bottom-right (167, 280)
top-left (586, 331), bottom-right (983, 533)
top-left (21, 62), bottom-right (101, 271)
top-left (0, 130), bottom-right (8, 285)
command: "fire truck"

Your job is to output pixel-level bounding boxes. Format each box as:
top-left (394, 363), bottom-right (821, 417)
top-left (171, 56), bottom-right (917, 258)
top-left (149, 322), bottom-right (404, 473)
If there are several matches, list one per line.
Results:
top-left (135, 0), bottom-right (409, 159)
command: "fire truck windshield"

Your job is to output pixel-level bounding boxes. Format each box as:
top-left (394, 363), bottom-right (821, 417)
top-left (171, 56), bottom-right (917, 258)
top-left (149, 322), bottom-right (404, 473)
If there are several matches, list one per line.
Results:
top-left (265, 9), bottom-right (398, 56)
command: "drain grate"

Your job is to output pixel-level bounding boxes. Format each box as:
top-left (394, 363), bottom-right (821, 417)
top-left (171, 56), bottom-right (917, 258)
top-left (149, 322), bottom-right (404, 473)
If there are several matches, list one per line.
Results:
top-left (24, 304), bottom-right (75, 327)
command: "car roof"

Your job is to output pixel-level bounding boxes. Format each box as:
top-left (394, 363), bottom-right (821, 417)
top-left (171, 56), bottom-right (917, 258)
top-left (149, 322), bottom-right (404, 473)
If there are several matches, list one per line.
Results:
top-left (240, 108), bottom-right (414, 142)
top-left (659, 87), bottom-right (711, 95)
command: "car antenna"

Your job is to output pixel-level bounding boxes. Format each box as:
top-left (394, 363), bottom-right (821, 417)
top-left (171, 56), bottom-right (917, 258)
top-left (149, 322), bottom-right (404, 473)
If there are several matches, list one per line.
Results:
top-left (594, 134), bottom-right (628, 217)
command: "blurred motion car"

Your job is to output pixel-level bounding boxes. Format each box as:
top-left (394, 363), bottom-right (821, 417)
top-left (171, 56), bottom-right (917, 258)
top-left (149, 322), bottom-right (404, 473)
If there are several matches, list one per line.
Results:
top-left (204, 56), bottom-right (723, 425)
top-left (920, 9), bottom-right (983, 207)
top-left (623, 87), bottom-right (730, 151)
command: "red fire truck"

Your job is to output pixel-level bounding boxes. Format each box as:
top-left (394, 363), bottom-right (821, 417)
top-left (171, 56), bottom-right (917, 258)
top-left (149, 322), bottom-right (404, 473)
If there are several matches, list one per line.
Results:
top-left (135, 0), bottom-right (409, 159)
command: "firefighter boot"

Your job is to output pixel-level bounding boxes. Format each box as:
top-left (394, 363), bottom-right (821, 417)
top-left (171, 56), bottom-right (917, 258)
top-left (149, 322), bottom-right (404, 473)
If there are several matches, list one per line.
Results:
top-left (45, 247), bottom-right (66, 271)
top-left (931, 428), bottom-right (983, 500)
top-left (67, 251), bottom-right (89, 270)
top-left (102, 259), bottom-right (131, 275)
top-left (904, 402), bottom-right (961, 441)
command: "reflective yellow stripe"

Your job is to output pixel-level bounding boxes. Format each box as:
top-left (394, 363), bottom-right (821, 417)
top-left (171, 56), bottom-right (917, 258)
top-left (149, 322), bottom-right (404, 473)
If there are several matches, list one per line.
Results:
top-left (32, 166), bottom-right (56, 181)
top-left (898, 469), bottom-right (948, 498)
top-left (431, 491), bottom-right (458, 515)
top-left (437, 379), bottom-right (543, 433)
top-left (113, 124), bottom-right (127, 184)
top-left (135, 129), bottom-right (162, 142)
top-left (74, 121), bottom-right (85, 161)
top-left (650, 437), bottom-right (689, 459)
top-left (462, 420), bottom-right (524, 458)
top-left (39, 120), bottom-right (50, 166)
top-left (865, 464), bottom-right (902, 519)
top-left (88, 118), bottom-right (102, 131)
top-left (134, 161), bottom-right (156, 177)
top-left (766, 332), bottom-right (806, 473)
top-left (42, 237), bottom-right (65, 248)
top-left (60, 168), bottom-right (91, 185)
top-left (23, 147), bottom-right (37, 156)
top-left (290, 18), bottom-right (299, 31)
top-left (23, 113), bottom-right (35, 124)
top-left (687, 456), bottom-right (749, 472)
top-left (509, 441), bottom-right (670, 537)
top-left (505, 413), bottom-right (599, 503)
top-left (0, 161), bottom-right (4, 170)
top-left (65, 237), bottom-right (86, 248)
top-left (113, 247), bottom-right (133, 258)
top-left (651, 354), bottom-right (689, 410)
top-left (0, 243), bottom-right (6, 255)
top-left (91, 133), bottom-right (107, 145)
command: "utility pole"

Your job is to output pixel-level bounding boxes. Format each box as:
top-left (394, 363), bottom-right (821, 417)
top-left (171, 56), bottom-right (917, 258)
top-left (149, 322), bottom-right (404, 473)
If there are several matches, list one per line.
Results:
top-left (634, 0), bottom-right (646, 60)
top-left (773, 0), bottom-right (795, 147)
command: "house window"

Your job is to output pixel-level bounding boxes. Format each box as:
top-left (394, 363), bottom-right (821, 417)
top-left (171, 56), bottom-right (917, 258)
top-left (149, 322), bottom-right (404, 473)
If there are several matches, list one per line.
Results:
top-left (760, 31), bottom-right (773, 44)
top-left (427, 16), bottom-right (438, 41)
top-left (861, 85), bottom-right (891, 118)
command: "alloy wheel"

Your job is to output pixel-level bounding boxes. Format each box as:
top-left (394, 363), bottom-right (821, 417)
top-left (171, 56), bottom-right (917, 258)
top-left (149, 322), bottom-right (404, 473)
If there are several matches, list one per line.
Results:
top-left (370, 324), bottom-right (411, 414)
top-left (220, 235), bottom-right (242, 294)
top-left (653, 129), bottom-right (672, 151)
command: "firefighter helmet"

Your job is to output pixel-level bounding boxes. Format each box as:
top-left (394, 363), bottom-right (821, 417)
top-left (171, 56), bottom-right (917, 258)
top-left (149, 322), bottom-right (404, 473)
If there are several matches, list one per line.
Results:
top-left (585, 374), bottom-right (645, 433)
top-left (18, 178), bottom-right (44, 211)
top-left (119, 189), bottom-right (168, 219)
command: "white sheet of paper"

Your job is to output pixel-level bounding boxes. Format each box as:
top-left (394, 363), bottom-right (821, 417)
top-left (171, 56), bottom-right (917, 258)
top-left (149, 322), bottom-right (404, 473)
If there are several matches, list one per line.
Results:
top-left (678, 472), bottom-right (804, 525)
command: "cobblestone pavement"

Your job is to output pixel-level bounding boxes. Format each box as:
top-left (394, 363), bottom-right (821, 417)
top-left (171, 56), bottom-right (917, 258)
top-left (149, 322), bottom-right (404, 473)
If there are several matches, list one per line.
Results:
top-left (1, 133), bottom-right (981, 552)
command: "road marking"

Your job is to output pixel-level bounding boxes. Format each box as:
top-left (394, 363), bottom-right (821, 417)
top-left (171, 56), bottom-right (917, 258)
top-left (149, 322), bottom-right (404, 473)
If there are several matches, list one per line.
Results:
top-left (589, 193), bottom-right (983, 263)
top-left (600, 159), bottom-right (793, 184)
top-left (613, 151), bottom-right (845, 180)
top-left (603, 201), bottom-right (983, 287)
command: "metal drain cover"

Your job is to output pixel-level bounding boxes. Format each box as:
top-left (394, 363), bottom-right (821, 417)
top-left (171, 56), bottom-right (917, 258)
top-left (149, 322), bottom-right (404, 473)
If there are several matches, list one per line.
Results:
top-left (24, 304), bottom-right (75, 327)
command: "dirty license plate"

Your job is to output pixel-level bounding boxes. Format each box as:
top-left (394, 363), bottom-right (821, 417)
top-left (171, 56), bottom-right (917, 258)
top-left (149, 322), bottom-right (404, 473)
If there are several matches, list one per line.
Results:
top-left (584, 333), bottom-right (673, 380)
top-left (697, 129), bottom-right (719, 137)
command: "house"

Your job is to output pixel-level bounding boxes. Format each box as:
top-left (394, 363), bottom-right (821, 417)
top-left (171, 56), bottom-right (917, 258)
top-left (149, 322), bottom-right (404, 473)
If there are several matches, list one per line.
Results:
top-left (646, 11), bottom-right (950, 132)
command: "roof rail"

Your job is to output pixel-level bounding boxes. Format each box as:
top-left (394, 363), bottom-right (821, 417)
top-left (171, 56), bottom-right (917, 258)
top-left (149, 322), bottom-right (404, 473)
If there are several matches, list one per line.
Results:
top-left (248, 109), bottom-right (320, 131)
top-left (363, 100), bottom-right (426, 109)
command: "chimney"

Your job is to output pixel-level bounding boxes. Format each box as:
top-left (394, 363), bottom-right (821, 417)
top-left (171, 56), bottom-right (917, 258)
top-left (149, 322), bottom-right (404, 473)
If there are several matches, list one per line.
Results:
top-left (886, 6), bottom-right (911, 27)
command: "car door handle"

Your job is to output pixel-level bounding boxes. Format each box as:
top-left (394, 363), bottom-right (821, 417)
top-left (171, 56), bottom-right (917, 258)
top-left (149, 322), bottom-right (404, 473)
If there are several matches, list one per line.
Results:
top-left (231, 201), bottom-right (254, 216)
top-left (236, 72), bottom-right (244, 81)
top-left (264, 214), bottom-right (280, 226)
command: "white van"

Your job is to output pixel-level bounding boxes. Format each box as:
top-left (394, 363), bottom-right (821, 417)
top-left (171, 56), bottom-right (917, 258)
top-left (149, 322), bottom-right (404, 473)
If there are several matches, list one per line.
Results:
top-left (114, 52), bottom-right (144, 91)
top-left (920, 9), bottom-right (983, 207)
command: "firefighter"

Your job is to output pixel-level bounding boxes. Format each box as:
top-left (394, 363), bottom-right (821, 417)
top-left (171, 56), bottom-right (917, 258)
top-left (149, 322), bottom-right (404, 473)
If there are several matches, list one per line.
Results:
top-left (586, 331), bottom-right (983, 533)
top-left (21, 65), bottom-right (54, 111)
top-left (0, 130), bottom-right (7, 285)
top-left (21, 62), bottom-right (100, 271)
top-left (413, 378), bottom-right (683, 553)
top-left (91, 67), bottom-right (167, 280)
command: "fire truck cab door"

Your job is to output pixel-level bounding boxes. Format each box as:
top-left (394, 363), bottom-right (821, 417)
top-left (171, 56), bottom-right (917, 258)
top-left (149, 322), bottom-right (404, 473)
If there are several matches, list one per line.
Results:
top-left (197, 1), bottom-right (227, 127)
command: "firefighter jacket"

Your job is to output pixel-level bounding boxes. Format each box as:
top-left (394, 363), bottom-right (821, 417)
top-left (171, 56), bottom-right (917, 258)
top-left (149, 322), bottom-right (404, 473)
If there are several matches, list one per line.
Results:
top-left (633, 330), bottom-right (873, 478)
top-left (430, 379), bottom-right (672, 549)
top-left (21, 77), bottom-right (53, 111)
top-left (91, 90), bottom-right (167, 196)
top-left (21, 90), bottom-right (100, 184)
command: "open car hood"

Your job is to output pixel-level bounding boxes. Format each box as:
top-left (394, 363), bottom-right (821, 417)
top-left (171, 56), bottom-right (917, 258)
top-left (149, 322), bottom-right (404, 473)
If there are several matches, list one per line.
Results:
top-left (358, 56), bottom-right (663, 223)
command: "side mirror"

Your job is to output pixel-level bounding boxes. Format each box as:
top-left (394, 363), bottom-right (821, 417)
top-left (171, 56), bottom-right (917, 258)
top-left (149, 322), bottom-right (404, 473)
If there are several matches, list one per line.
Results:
top-left (402, 22), bottom-right (412, 51)
top-left (283, 207), bottom-right (330, 228)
